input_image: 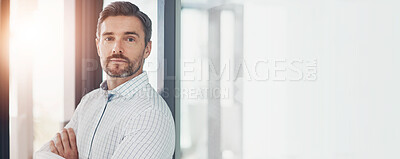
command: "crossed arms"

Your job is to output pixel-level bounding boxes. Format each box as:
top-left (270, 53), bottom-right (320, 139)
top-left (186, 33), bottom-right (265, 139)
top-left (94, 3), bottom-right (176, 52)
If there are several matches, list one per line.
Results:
top-left (34, 105), bottom-right (175, 159)
top-left (49, 128), bottom-right (78, 159)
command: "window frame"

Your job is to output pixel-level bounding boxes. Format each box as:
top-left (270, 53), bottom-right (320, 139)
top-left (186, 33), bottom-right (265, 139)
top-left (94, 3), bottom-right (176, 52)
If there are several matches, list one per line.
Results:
top-left (0, 0), bottom-right (10, 158)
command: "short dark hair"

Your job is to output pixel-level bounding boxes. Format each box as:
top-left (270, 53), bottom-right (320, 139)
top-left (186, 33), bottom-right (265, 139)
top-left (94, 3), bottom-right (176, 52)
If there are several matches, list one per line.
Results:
top-left (96, 1), bottom-right (152, 46)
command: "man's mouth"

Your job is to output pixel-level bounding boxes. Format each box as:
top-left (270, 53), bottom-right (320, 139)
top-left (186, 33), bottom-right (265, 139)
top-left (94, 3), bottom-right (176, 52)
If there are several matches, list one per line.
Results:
top-left (109, 58), bottom-right (128, 63)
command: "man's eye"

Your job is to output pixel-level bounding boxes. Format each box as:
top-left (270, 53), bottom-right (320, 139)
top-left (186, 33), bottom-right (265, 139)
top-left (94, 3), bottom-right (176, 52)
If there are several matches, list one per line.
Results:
top-left (127, 38), bottom-right (135, 42)
top-left (105, 37), bottom-right (113, 41)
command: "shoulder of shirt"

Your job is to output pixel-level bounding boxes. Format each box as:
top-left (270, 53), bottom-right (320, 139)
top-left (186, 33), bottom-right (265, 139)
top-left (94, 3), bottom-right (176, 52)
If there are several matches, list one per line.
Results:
top-left (134, 84), bottom-right (172, 118)
top-left (74, 88), bottom-right (104, 108)
top-left (123, 85), bottom-right (175, 133)
top-left (81, 88), bottom-right (104, 99)
top-left (69, 88), bottom-right (103, 120)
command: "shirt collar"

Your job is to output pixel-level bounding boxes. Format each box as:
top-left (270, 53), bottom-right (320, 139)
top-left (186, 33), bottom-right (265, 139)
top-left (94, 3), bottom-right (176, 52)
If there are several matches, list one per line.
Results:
top-left (100, 71), bottom-right (149, 99)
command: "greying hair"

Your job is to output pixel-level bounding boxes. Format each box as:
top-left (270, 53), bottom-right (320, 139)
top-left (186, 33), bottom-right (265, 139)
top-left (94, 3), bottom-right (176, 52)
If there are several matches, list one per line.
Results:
top-left (96, 1), bottom-right (152, 46)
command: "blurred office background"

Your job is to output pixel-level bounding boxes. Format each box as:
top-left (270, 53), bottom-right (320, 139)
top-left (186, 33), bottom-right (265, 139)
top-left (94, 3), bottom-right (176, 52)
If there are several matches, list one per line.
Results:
top-left (1, 0), bottom-right (399, 159)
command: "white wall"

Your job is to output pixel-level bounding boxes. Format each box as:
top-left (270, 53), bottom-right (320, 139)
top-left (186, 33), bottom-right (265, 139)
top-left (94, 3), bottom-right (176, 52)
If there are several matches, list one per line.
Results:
top-left (243, 0), bottom-right (400, 158)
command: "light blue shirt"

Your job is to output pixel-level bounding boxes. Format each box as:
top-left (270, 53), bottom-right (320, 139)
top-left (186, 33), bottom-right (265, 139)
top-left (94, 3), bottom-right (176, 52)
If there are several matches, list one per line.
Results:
top-left (35, 72), bottom-right (175, 159)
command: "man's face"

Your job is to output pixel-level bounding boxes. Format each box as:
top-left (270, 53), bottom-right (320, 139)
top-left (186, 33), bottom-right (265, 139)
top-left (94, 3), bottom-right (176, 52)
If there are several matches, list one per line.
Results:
top-left (96, 16), bottom-right (151, 78)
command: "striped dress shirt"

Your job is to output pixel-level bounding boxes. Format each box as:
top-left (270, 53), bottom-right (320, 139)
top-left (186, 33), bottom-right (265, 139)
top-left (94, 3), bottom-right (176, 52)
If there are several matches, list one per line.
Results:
top-left (35, 72), bottom-right (175, 159)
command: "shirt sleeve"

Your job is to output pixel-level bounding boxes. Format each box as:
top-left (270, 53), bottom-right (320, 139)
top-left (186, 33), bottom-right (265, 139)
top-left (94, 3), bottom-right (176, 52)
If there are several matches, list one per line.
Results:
top-left (34, 95), bottom-right (87, 159)
top-left (111, 108), bottom-right (176, 159)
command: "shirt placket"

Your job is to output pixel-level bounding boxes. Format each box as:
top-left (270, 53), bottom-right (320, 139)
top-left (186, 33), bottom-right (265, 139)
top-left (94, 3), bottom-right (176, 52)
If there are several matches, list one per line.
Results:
top-left (87, 93), bottom-right (115, 159)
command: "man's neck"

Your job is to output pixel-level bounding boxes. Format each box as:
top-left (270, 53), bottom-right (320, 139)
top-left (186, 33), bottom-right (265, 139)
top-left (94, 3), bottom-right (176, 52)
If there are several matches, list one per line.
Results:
top-left (106, 70), bottom-right (143, 90)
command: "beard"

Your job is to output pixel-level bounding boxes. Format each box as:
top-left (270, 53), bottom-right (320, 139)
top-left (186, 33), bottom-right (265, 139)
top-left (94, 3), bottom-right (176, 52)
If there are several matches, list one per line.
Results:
top-left (104, 53), bottom-right (143, 78)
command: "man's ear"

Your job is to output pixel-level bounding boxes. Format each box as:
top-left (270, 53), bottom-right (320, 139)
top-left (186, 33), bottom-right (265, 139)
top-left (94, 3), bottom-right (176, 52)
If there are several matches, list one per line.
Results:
top-left (95, 38), bottom-right (100, 56)
top-left (144, 41), bottom-right (152, 59)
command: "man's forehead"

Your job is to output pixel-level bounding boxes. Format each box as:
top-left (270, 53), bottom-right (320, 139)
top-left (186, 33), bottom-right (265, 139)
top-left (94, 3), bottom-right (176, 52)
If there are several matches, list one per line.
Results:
top-left (100, 16), bottom-right (144, 35)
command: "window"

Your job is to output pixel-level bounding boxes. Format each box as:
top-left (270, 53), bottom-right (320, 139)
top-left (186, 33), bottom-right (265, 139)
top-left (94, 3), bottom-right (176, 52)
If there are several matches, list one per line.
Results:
top-left (180, 0), bottom-right (400, 159)
top-left (9, 0), bottom-right (66, 158)
top-left (180, 2), bottom-right (244, 159)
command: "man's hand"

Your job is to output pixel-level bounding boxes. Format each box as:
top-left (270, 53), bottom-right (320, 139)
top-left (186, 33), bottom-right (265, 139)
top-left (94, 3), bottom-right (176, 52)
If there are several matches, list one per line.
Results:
top-left (50, 128), bottom-right (78, 159)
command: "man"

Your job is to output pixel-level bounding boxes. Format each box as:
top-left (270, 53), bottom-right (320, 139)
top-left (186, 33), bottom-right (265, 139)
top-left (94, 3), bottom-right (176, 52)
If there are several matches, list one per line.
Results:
top-left (35, 2), bottom-right (175, 159)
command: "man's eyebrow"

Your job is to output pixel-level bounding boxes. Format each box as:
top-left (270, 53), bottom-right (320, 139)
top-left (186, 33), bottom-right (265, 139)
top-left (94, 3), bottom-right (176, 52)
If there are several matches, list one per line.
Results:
top-left (102, 32), bottom-right (114, 36)
top-left (125, 32), bottom-right (140, 37)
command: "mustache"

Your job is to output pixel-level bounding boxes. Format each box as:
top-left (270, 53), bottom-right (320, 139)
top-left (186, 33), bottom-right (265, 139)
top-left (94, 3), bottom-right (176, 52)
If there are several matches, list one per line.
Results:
top-left (106, 54), bottom-right (130, 62)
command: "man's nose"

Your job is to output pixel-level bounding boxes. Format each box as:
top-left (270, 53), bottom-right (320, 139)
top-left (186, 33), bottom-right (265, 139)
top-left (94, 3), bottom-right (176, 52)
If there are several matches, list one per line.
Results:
top-left (112, 40), bottom-right (124, 54)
